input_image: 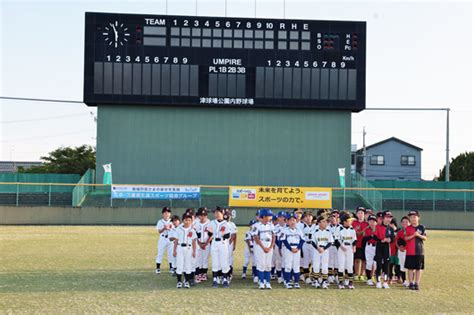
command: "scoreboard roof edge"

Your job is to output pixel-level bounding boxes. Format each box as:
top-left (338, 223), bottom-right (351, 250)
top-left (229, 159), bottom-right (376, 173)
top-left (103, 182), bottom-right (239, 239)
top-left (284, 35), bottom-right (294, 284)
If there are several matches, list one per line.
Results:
top-left (84, 11), bottom-right (367, 25)
top-left (84, 12), bottom-right (366, 112)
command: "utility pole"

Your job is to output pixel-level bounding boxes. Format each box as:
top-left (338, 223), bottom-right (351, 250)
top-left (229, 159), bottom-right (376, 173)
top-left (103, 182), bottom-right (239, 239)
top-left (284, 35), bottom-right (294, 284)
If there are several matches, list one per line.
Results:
top-left (446, 108), bottom-right (450, 181)
top-left (363, 126), bottom-right (367, 178)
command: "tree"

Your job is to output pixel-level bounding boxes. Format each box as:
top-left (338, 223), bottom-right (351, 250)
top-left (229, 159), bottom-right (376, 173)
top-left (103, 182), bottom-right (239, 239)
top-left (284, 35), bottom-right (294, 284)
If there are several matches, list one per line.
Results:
top-left (19, 145), bottom-right (96, 176)
top-left (438, 152), bottom-right (474, 181)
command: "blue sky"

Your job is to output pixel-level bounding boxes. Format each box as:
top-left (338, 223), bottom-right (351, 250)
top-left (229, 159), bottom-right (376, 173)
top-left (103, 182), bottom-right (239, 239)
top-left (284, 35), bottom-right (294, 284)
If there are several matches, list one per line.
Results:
top-left (0, 0), bottom-right (472, 180)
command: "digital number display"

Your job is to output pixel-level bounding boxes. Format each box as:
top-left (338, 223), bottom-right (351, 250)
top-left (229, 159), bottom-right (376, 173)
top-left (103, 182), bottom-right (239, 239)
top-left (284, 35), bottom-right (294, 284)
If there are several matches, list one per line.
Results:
top-left (84, 12), bottom-right (366, 111)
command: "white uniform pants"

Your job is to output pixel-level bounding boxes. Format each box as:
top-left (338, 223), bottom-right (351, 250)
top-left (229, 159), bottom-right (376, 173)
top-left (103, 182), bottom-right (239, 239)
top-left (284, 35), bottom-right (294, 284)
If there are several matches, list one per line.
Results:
top-left (255, 245), bottom-right (273, 272)
top-left (196, 244), bottom-right (210, 269)
top-left (365, 244), bottom-right (377, 270)
top-left (176, 245), bottom-right (193, 274)
top-left (301, 243), bottom-right (314, 268)
top-left (243, 245), bottom-right (254, 267)
top-left (272, 246), bottom-right (282, 270)
top-left (312, 248), bottom-right (330, 274)
top-left (228, 242), bottom-right (235, 267)
top-left (156, 236), bottom-right (173, 264)
top-left (328, 246), bottom-right (338, 269)
top-left (211, 240), bottom-right (230, 273)
top-left (398, 250), bottom-right (406, 272)
top-left (337, 246), bottom-right (354, 272)
top-left (282, 247), bottom-right (301, 273)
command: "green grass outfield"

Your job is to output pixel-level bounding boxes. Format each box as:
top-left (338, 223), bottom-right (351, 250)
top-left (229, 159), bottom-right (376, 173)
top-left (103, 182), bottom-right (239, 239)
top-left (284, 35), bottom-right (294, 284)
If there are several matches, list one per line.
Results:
top-left (1, 226), bottom-right (473, 314)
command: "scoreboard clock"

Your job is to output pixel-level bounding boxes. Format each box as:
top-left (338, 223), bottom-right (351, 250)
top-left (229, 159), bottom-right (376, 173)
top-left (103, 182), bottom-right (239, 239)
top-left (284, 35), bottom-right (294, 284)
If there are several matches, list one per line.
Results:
top-left (84, 12), bottom-right (366, 111)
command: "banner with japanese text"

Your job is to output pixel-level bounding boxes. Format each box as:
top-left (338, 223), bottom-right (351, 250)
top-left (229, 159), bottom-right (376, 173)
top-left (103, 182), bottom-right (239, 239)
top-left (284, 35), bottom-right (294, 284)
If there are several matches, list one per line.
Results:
top-left (228, 186), bottom-right (332, 209)
top-left (111, 185), bottom-right (200, 200)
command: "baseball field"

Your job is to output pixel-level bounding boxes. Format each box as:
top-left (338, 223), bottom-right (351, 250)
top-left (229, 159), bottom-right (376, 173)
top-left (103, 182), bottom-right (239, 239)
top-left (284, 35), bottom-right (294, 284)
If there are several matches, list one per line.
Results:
top-left (1, 226), bottom-right (473, 314)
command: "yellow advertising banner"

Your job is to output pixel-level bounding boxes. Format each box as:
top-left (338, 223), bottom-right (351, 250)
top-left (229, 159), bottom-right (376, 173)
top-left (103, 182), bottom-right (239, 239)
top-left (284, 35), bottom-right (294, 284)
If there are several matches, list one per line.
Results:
top-left (228, 186), bottom-right (332, 209)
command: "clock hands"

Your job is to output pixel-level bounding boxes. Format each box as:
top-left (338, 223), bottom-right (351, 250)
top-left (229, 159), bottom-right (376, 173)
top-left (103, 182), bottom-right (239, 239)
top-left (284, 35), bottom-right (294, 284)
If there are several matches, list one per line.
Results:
top-left (110, 23), bottom-right (118, 48)
top-left (104, 21), bottom-right (129, 48)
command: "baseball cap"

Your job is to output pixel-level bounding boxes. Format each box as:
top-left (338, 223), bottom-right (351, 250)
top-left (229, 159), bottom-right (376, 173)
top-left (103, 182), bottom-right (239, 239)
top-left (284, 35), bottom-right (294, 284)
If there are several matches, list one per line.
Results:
top-left (356, 206), bottom-right (366, 213)
top-left (287, 212), bottom-right (298, 220)
top-left (259, 208), bottom-right (273, 218)
top-left (397, 238), bottom-right (407, 247)
top-left (316, 215), bottom-right (328, 223)
top-left (408, 210), bottom-right (420, 217)
top-left (196, 207), bottom-right (208, 216)
top-left (383, 211), bottom-right (393, 218)
top-left (277, 211), bottom-right (287, 218)
top-left (331, 209), bottom-right (340, 215)
top-left (367, 215), bottom-right (377, 221)
top-left (366, 209), bottom-right (374, 215)
top-left (340, 212), bottom-right (354, 223)
top-left (182, 213), bottom-right (193, 221)
top-left (162, 207), bottom-right (171, 213)
top-left (376, 212), bottom-right (384, 218)
top-left (249, 219), bottom-right (257, 226)
top-left (293, 208), bottom-right (303, 214)
top-left (214, 206), bottom-right (224, 213)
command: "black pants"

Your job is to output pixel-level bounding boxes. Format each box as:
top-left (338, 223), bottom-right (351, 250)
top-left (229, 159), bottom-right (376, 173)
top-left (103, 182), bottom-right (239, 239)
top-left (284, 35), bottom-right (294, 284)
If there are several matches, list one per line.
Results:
top-left (375, 245), bottom-right (390, 280)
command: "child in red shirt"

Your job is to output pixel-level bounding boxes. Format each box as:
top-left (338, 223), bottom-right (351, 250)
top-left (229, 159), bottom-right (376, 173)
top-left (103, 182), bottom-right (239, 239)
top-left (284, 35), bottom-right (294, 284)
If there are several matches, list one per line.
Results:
top-left (362, 215), bottom-right (378, 286)
top-left (374, 211), bottom-right (396, 289)
top-left (396, 216), bottom-right (410, 287)
top-left (404, 210), bottom-right (427, 290)
top-left (388, 218), bottom-right (399, 284)
top-left (352, 207), bottom-right (369, 281)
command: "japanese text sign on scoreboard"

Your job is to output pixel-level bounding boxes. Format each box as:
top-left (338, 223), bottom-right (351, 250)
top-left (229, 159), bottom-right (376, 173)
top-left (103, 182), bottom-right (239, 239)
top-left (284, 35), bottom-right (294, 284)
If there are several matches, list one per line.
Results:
top-left (111, 185), bottom-right (200, 200)
top-left (228, 186), bottom-right (332, 209)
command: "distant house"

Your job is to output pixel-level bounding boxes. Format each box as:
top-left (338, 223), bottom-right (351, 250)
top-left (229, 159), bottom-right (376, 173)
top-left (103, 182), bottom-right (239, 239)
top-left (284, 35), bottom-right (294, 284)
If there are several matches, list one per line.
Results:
top-left (0, 161), bottom-right (42, 173)
top-left (350, 144), bottom-right (357, 175)
top-left (356, 137), bottom-right (422, 181)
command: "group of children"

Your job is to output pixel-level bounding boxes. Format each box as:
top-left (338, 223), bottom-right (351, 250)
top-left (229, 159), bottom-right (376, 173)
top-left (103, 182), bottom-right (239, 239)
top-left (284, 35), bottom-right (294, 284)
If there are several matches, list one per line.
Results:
top-left (155, 206), bottom-right (427, 290)
top-left (155, 206), bottom-right (237, 289)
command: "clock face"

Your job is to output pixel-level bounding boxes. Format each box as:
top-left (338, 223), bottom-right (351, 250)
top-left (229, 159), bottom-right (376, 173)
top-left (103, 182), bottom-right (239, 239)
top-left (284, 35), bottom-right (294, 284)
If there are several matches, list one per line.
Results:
top-left (102, 20), bottom-right (130, 48)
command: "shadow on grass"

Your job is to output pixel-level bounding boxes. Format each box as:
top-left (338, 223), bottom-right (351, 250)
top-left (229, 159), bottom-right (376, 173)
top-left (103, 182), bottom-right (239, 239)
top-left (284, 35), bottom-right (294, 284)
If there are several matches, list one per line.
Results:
top-left (0, 269), bottom-right (408, 293)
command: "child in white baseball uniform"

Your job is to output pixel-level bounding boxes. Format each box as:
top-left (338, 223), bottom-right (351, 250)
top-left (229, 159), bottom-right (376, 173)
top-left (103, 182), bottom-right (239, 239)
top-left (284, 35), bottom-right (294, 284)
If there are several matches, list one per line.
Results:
top-left (311, 215), bottom-right (334, 289)
top-left (301, 212), bottom-right (315, 284)
top-left (225, 208), bottom-right (238, 279)
top-left (328, 211), bottom-right (340, 283)
top-left (334, 211), bottom-right (357, 289)
top-left (242, 219), bottom-right (256, 279)
top-left (253, 208), bottom-right (275, 289)
top-left (272, 211), bottom-right (287, 284)
top-left (208, 207), bottom-right (231, 288)
top-left (184, 208), bottom-right (197, 286)
top-left (155, 207), bottom-right (173, 274)
top-left (173, 214), bottom-right (197, 288)
top-left (194, 207), bottom-right (211, 282)
top-left (251, 210), bottom-right (262, 283)
top-left (281, 213), bottom-right (305, 289)
top-left (168, 215), bottom-right (182, 275)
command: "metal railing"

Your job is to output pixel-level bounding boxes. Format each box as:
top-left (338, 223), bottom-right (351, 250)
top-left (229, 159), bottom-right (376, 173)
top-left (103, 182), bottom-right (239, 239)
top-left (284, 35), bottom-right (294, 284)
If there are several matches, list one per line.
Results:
top-left (352, 173), bottom-right (383, 210)
top-left (72, 169), bottom-right (96, 207)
